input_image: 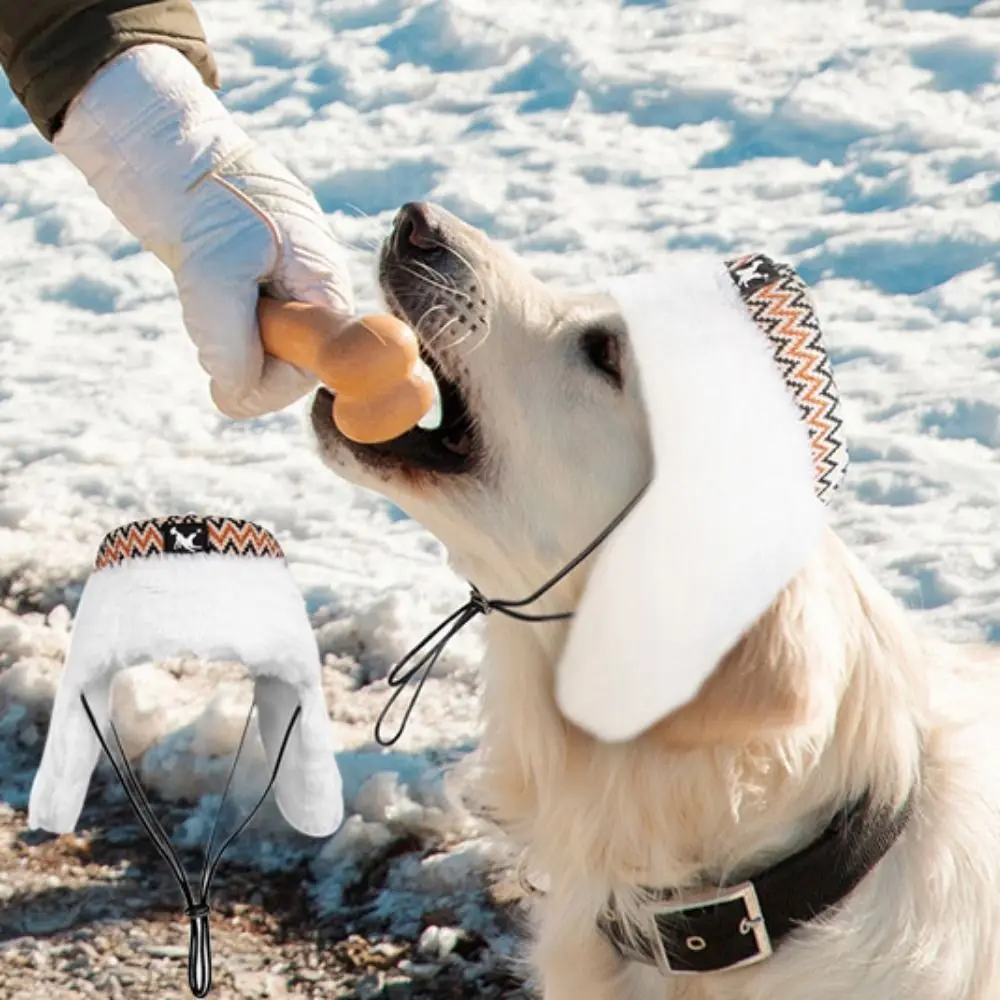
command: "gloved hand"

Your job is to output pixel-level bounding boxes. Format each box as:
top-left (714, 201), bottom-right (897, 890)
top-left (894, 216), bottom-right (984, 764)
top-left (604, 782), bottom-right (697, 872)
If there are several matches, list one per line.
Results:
top-left (53, 43), bottom-right (354, 419)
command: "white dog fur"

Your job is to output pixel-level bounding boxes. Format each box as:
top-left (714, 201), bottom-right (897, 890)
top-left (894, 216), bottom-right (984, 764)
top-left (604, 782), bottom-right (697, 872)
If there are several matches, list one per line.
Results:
top-left (311, 203), bottom-right (1000, 999)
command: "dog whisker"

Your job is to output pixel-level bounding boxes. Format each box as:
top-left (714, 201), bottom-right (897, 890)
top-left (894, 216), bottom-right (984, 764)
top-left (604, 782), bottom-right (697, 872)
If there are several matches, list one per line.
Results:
top-left (449, 321), bottom-right (485, 354)
top-left (334, 203), bottom-right (393, 250)
top-left (427, 239), bottom-right (487, 299)
top-left (400, 262), bottom-right (483, 317)
top-left (425, 314), bottom-right (462, 350)
top-left (413, 302), bottom-right (450, 335)
top-left (338, 202), bottom-right (391, 232)
top-left (347, 236), bottom-right (384, 253)
top-left (459, 321), bottom-right (492, 357)
top-left (399, 263), bottom-right (472, 305)
top-left (404, 257), bottom-right (457, 287)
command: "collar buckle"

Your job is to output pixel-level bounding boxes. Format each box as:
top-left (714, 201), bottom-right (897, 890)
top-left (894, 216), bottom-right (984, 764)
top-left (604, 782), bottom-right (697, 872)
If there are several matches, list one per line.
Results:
top-left (649, 881), bottom-right (773, 975)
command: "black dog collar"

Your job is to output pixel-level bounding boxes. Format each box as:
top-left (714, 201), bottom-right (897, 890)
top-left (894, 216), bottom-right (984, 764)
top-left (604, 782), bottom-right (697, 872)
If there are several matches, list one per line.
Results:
top-left (598, 789), bottom-right (915, 975)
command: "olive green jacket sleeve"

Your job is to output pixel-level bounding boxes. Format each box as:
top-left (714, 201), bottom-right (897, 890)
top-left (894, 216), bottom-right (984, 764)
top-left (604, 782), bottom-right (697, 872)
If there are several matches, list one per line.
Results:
top-left (0, 0), bottom-right (219, 141)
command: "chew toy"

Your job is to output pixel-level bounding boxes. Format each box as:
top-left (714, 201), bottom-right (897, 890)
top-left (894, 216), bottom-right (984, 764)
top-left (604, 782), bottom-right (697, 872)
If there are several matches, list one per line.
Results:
top-left (257, 298), bottom-right (439, 443)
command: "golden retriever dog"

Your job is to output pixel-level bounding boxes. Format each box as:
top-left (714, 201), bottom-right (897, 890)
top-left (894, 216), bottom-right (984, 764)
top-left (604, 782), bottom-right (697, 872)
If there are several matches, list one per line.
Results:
top-left (310, 202), bottom-right (1000, 999)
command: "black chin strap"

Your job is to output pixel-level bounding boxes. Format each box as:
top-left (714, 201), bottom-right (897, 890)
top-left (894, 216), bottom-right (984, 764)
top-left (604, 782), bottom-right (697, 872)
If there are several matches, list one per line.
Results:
top-left (375, 483), bottom-right (650, 746)
top-left (80, 694), bottom-right (301, 997)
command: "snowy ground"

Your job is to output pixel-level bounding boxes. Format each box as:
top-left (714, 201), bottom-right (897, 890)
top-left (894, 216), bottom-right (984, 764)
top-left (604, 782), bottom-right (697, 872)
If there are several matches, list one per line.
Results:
top-left (2, 0), bottom-right (1000, 995)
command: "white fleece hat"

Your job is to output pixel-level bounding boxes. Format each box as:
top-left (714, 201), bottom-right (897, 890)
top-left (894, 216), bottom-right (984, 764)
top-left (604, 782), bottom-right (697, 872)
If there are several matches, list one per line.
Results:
top-left (29, 514), bottom-right (344, 838)
top-left (555, 253), bottom-right (848, 743)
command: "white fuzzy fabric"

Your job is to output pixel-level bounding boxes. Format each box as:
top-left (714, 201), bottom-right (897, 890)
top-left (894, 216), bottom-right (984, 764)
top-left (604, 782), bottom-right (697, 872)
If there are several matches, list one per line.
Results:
top-left (28, 552), bottom-right (343, 838)
top-left (556, 257), bottom-right (825, 742)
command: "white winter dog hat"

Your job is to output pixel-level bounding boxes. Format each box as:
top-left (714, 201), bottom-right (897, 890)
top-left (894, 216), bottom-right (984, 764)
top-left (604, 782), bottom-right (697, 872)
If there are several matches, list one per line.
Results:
top-left (27, 513), bottom-right (343, 997)
top-left (555, 253), bottom-right (849, 743)
top-left (29, 513), bottom-right (343, 838)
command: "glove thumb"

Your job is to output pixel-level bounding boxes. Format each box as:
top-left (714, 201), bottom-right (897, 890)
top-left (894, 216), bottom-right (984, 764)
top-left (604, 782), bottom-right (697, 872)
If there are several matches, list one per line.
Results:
top-left (209, 355), bottom-right (317, 420)
top-left (211, 277), bottom-right (353, 420)
top-left (182, 275), bottom-right (319, 420)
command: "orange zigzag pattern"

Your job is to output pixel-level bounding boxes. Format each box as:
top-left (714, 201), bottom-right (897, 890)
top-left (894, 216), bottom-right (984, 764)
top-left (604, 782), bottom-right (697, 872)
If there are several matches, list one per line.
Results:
top-left (725, 253), bottom-right (848, 504)
top-left (207, 519), bottom-right (282, 556)
top-left (93, 515), bottom-right (284, 569)
top-left (96, 523), bottom-right (165, 569)
top-left (753, 282), bottom-right (842, 477)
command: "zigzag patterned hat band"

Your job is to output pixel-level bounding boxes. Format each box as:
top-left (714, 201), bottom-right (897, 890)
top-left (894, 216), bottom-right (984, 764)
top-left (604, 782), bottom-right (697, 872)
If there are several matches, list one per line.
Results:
top-left (723, 253), bottom-right (848, 503)
top-left (94, 512), bottom-right (286, 566)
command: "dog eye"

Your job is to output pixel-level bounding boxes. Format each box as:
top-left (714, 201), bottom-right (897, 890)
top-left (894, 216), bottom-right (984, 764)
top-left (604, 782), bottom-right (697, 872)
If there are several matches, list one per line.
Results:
top-left (579, 327), bottom-right (623, 388)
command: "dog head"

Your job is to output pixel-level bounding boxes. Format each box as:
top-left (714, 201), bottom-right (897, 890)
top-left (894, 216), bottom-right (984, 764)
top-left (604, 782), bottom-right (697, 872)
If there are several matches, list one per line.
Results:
top-left (311, 204), bottom-right (874, 752)
top-left (311, 202), bottom-right (653, 599)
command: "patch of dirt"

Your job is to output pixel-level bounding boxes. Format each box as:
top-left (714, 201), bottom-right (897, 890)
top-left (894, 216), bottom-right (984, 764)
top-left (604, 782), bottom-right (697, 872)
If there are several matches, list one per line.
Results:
top-left (0, 772), bottom-right (531, 1000)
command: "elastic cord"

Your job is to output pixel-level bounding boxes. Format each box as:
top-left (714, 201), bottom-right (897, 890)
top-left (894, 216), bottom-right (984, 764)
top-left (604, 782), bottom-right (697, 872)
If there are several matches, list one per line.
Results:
top-left (375, 482), bottom-right (650, 746)
top-left (80, 694), bottom-right (301, 997)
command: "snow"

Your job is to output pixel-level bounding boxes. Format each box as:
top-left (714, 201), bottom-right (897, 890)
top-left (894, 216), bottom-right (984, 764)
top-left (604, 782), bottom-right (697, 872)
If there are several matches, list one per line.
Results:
top-left (1, 0), bottom-right (1000, 970)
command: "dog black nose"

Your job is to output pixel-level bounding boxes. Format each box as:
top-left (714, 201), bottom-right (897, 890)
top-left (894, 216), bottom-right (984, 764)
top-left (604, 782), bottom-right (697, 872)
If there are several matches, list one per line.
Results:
top-left (393, 202), bottom-right (440, 254)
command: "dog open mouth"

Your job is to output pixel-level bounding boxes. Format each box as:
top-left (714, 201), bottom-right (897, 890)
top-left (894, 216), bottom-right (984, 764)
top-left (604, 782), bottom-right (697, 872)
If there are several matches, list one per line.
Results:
top-left (311, 202), bottom-right (486, 475)
top-left (313, 334), bottom-right (478, 475)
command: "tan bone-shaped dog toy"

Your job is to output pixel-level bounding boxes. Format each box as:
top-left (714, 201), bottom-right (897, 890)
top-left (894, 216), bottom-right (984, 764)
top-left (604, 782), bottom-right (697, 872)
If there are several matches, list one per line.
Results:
top-left (257, 298), bottom-right (438, 443)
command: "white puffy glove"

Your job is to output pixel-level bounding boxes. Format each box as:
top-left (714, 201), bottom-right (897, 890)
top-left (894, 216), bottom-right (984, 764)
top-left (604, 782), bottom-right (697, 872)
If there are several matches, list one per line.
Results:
top-left (53, 43), bottom-right (354, 419)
